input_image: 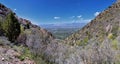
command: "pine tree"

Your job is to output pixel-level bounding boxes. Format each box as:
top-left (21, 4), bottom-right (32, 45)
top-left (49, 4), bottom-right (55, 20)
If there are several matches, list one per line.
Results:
top-left (2, 12), bottom-right (20, 42)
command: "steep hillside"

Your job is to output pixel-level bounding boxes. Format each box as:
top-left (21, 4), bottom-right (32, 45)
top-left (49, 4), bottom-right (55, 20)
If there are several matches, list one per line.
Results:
top-left (65, 1), bottom-right (120, 46)
top-left (0, 3), bottom-right (54, 64)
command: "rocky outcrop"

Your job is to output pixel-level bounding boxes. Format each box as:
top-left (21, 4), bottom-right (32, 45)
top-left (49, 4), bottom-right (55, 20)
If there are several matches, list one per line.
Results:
top-left (18, 18), bottom-right (41, 29)
top-left (0, 3), bottom-right (12, 18)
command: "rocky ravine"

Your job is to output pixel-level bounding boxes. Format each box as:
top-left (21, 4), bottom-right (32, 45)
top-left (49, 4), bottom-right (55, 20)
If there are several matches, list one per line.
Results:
top-left (16, 1), bottom-right (120, 64)
top-left (0, 1), bottom-right (120, 64)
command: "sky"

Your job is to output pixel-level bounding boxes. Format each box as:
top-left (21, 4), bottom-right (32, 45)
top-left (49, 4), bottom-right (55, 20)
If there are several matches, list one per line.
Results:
top-left (0, 0), bottom-right (116, 25)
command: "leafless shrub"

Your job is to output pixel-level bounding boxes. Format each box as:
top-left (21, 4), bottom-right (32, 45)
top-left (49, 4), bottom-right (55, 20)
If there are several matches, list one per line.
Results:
top-left (20, 28), bottom-right (120, 64)
top-left (78, 39), bottom-right (120, 64)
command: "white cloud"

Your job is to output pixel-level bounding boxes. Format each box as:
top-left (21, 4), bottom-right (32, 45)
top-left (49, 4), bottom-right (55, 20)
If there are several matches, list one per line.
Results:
top-left (77, 15), bottom-right (82, 18)
top-left (14, 9), bottom-right (17, 11)
top-left (94, 12), bottom-right (100, 16)
top-left (54, 17), bottom-right (60, 20)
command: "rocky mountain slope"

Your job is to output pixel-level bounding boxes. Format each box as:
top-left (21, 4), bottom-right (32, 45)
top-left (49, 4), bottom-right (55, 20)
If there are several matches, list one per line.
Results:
top-left (0, 3), bottom-right (54, 64)
top-left (65, 1), bottom-right (120, 46)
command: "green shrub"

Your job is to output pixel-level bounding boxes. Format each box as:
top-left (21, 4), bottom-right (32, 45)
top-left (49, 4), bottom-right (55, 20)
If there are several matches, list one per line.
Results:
top-left (20, 25), bottom-right (25, 33)
top-left (76, 37), bottom-right (88, 46)
top-left (83, 37), bottom-right (89, 43)
top-left (13, 45), bottom-right (33, 61)
top-left (13, 45), bottom-right (48, 64)
top-left (112, 39), bottom-right (118, 50)
top-left (32, 54), bottom-right (48, 64)
top-left (19, 47), bottom-right (33, 61)
top-left (108, 33), bottom-right (114, 39)
top-left (2, 12), bottom-right (20, 42)
top-left (76, 40), bottom-right (81, 46)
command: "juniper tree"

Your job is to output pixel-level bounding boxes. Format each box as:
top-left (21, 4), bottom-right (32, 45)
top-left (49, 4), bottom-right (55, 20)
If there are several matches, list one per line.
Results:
top-left (2, 12), bottom-right (20, 42)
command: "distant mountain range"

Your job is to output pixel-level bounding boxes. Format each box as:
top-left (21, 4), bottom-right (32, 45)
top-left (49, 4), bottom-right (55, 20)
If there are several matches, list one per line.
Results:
top-left (40, 23), bottom-right (86, 29)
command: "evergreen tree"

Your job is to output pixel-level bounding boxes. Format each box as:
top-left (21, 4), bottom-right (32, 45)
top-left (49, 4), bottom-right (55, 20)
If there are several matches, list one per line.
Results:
top-left (2, 12), bottom-right (20, 42)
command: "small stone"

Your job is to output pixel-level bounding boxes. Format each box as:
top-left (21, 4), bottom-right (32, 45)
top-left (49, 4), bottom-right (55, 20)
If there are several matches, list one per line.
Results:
top-left (2, 57), bottom-right (5, 61)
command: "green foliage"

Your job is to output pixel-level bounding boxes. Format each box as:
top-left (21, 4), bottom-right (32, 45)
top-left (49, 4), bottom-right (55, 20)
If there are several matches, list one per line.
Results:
top-left (76, 40), bottom-right (82, 46)
top-left (18, 47), bottom-right (33, 61)
top-left (108, 33), bottom-right (114, 39)
top-left (32, 54), bottom-right (48, 64)
top-left (83, 37), bottom-right (89, 43)
top-left (12, 45), bottom-right (34, 61)
top-left (114, 62), bottom-right (120, 64)
top-left (2, 12), bottom-right (20, 42)
top-left (76, 37), bottom-right (88, 46)
top-left (112, 39), bottom-right (118, 50)
top-left (12, 45), bottom-right (50, 64)
top-left (24, 29), bottom-right (32, 34)
top-left (20, 25), bottom-right (24, 33)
